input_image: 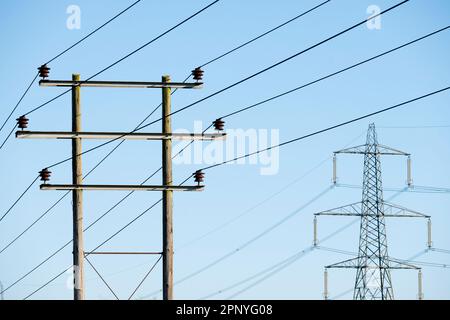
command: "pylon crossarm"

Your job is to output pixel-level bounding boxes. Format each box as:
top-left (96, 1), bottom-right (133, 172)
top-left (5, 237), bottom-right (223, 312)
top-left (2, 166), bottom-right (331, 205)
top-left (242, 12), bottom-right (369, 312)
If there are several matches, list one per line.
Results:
top-left (326, 256), bottom-right (419, 270)
top-left (376, 144), bottom-right (410, 156)
top-left (315, 201), bottom-right (429, 218)
top-left (314, 202), bottom-right (362, 217)
top-left (387, 258), bottom-right (420, 270)
top-left (382, 201), bottom-right (430, 218)
top-left (325, 257), bottom-right (360, 269)
top-left (334, 143), bottom-right (410, 156)
top-left (334, 144), bottom-right (367, 154)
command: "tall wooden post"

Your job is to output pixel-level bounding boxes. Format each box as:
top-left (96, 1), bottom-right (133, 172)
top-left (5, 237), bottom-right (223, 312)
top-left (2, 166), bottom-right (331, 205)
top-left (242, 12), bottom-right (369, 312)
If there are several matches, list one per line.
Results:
top-left (162, 75), bottom-right (173, 300)
top-left (72, 74), bottom-right (84, 300)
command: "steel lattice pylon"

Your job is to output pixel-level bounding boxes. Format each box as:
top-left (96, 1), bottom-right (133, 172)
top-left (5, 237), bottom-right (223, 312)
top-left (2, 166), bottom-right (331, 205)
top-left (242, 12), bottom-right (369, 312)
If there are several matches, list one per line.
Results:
top-left (314, 123), bottom-right (431, 300)
top-left (354, 124), bottom-right (393, 299)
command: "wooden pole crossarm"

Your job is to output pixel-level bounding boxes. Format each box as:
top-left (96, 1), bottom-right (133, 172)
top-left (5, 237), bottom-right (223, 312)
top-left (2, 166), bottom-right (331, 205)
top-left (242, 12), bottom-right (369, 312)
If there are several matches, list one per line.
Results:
top-left (40, 184), bottom-right (204, 191)
top-left (16, 131), bottom-right (226, 141)
top-left (84, 252), bottom-right (162, 255)
top-left (39, 79), bottom-right (202, 89)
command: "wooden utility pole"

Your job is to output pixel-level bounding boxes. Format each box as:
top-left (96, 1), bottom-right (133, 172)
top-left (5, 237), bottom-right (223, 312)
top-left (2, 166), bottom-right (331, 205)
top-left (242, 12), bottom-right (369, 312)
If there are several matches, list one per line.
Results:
top-left (24, 71), bottom-right (223, 300)
top-left (162, 75), bottom-right (173, 300)
top-left (72, 74), bottom-right (84, 300)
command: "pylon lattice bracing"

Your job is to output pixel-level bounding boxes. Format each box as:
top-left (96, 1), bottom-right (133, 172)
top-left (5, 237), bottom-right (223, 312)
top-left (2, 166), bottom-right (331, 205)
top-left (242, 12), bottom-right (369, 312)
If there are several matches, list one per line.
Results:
top-left (314, 123), bottom-right (430, 300)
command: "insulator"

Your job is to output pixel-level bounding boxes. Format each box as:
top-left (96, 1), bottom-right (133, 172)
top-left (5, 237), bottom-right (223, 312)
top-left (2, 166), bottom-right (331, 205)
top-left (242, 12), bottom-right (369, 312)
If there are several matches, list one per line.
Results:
top-left (427, 219), bottom-right (432, 249)
top-left (39, 168), bottom-right (51, 183)
top-left (16, 115), bottom-right (29, 130)
top-left (193, 170), bottom-right (204, 185)
top-left (418, 269), bottom-right (424, 300)
top-left (38, 64), bottom-right (50, 79)
top-left (313, 216), bottom-right (318, 246)
top-left (191, 67), bottom-right (204, 82)
top-left (213, 118), bottom-right (225, 131)
top-left (332, 154), bottom-right (337, 185)
top-left (323, 269), bottom-right (329, 300)
top-left (407, 156), bottom-right (413, 187)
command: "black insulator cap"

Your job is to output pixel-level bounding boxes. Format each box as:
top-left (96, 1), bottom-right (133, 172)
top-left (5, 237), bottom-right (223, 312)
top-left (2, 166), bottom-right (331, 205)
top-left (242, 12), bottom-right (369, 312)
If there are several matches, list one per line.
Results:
top-left (38, 64), bottom-right (50, 79)
top-left (16, 115), bottom-right (29, 130)
top-left (193, 170), bottom-right (205, 185)
top-left (213, 118), bottom-right (225, 131)
top-left (39, 168), bottom-right (52, 182)
top-left (191, 67), bottom-right (204, 82)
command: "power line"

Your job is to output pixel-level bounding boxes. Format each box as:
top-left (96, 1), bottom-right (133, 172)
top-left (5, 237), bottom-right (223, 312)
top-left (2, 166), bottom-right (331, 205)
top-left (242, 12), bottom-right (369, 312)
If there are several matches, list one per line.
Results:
top-left (319, 247), bottom-right (447, 300)
top-left (178, 130), bottom-right (366, 250)
top-left (135, 138), bottom-right (412, 299)
top-left (199, 0), bottom-right (332, 68)
top-left (216, 217), bottom-right (365, 300)
top-left (19, 199), bottom-right (162, 299)
top-left (177, 187), bottom-right (332, 283)
top-left (134, 0), bottom-right (410, 129)
top-left (20, 176), bottom-right (192, 299)
top-left (84, 0), bottom-right (332, 173)
top-left (4, 21), bottom-right (437, 230)
top-left (217, 246), bottom-right (438, 300)
top-left (0, 191), bottom-right (69, 254)
top-left (316, 246), bottom-right (440, 269)
top-left (0, 175), bottom-right (39, 223)
top-left (430, 247), bottom-right (450, 255)
top-left (0, 123), bottom-right (18, 151)
top-left (0, 120), bottom-right (201, 255)
top-left (22, 0), bottom-right (220, 117)
top-left (0, 179), bottom-right (158, 295)
top-left (21, 92), bottom-right (436, 298)
top-left (5, 0), bottom-right (444, 300)
top-left (0, 0), bottom-right (419, 241)
top-left (13, 79), bottom-right (439, 297)
top-left (201, 212), bottom-right (366, 300)
top-left (45, 0), bottom-right (143, 65)
top-left (62, 0), bottom-right (331, 175)
top-left (23, 267), bottom-right (71, 300)
top-left (5, 0), bottom-right (330, 176)
top-left (4, 23), bottom-right (449, 155)
top-left (140, 186), bottom-right (333, 299)
top-left (41, 0), bottom-right (410, 171)
top-left (336, 183), bottom-right (450, 194)
top-left (0, 74), bottom-right (38, 134)
top-left (225, 247), bottom-right (315, 300)
top-left (0, 133), bottom-right (201, 293)
top-left (0, 133), bottom-right (156, 253)
top-left (219, 26), bottom-right (450, 120)
top-left (0, 0), bottom-right (143, 137)
top-left (0, 0), bottom-right (334, 258)
top-left (198, 86), bottom-right (450, 172)
top-left (215, 181), bottom-right (416, 300)
top-left (1, 1), bottom-right (417, 240)
top-left (1, 0), bottom-right (221, 185)
top-left (3, 0), bottom-right (333, 244)
top-left (200, 247), bottom-right (315, 300)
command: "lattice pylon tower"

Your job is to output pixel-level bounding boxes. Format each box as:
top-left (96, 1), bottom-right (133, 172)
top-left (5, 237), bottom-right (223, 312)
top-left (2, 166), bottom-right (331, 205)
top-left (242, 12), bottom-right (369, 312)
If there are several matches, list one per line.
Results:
top-left (354, 124), bottom-right (392, 299)
top-left (314, 123), bottom-right (431, 300)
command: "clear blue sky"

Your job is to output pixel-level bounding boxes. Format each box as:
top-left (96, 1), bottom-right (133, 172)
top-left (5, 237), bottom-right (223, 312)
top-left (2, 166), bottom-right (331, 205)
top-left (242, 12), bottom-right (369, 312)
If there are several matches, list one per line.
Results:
top-left (0, 0), bottom-right (449, 300)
